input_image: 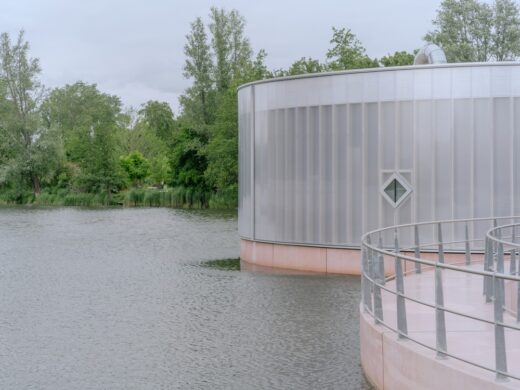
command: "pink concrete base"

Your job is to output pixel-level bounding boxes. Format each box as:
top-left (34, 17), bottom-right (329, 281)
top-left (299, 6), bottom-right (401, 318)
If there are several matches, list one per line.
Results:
top-left (240, 239), bottom-right (363, 275)
top-left (240, 239), bottom-right (483, 276)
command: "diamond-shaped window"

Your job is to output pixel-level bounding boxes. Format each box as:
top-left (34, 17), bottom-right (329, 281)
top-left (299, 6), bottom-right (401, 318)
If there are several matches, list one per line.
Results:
top-left (381, 173), bottom-right (412, 208)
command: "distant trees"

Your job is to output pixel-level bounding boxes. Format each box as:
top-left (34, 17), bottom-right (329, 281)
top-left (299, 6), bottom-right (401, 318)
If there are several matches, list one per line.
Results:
top-left (120, 151), bottom-right (150, 187)
top-left (177, 7), bottom-right (269, 205)
top-left (42, 82), bottom-right (124, 194)
top-left (425, 0), bottom-right (520, 62)
top-left (180, 17), bottom-right (215, 126)
top-left (0, 31), bottom-right (61, 196)
top-left (326, 27), bottom-right (379, 70)
top-left (380, 51), bottom-right (416, 67)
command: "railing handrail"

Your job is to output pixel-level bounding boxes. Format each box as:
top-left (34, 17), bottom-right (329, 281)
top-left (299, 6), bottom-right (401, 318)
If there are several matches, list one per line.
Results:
top-left (487, 222), bottom-right (520, 248)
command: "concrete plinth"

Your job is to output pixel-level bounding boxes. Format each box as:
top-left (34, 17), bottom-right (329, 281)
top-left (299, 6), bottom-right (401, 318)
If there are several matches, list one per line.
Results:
top-left (240, 239), bottom-right (363, 275)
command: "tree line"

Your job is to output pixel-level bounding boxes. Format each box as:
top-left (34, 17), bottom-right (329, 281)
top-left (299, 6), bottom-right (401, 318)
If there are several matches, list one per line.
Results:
top-left (1, 0), bottom-right (519, 208)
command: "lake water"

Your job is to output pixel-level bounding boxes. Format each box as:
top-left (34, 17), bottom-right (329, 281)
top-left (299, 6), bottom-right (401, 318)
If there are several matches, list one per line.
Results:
top-left (0, 207), bottom-right (370, 389)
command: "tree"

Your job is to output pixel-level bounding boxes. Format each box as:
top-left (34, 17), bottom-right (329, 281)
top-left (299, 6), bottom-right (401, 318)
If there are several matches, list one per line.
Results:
top-left (181, 17), bottom-right (215, 126)
top-left (286, 57), bottom-right (325, 75)
top-left (120, 151), bottom-right (150, 186)
top-left (42, 82), bottom-right (122, 163)
top-left (326, 27), bottom-right (379, 70)
top-left (42, 82), bottom-right (124, 194)
top-left (177, 7), bottom-right (268, 203)
top-left (169, 124), bottom-right (208, 191)
top-left (204, 85), bottom-right (238, 197)
top-left (0, 30), bottom-right (59, 195)
top-left (425, 0), bottom-right (520, 62)
top-left (209, 7), bottom-right (252, 92)
top-left (492, 0), bottom-right (520, 60)
top-left (138, 100), bottom-right (176, 142)
top-left (425, 0), bottom-right (492, 62)
top-left (380, 51), bottom-right (416, 67)
top-left (120, 109), bottom-right (166, 159)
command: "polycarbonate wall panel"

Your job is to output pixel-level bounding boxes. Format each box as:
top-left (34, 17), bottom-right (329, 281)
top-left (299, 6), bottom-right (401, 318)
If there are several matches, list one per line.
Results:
top-left (239, 64), bottom-right (520, 246)
top-left (415, 101), bottom-right (434, 223)
top-left (453, 99), bottom-right (472, 219)
top-left (493, 98), bottom-right (511, 218)
top-left (350, 104), bottom-right (363, 244)
top-left (515, 98), bottom-right (520, 216)
top-left (238, 87), bottom-right (252, 239)
top-left (365, 103), bottom-right (379, 233)
top-left (335, 105), bottom-right (348, 242)
top-left (474, 99), bottom-right (493, 219)
top-left (434, 100), bottom-right (453, 221)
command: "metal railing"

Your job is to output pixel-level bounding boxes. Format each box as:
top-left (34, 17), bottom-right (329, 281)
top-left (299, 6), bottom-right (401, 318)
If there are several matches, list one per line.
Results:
top-left (361, 216), bottom-right (520, 382)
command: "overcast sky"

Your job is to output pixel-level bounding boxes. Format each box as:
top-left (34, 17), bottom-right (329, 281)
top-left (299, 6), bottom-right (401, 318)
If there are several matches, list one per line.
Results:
top-left (3, 0), bottom-right (446, 113)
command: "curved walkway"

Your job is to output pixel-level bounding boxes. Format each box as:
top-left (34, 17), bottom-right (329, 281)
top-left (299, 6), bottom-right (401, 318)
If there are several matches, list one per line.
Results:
top-left (361, 261), bottom-right (520, 389)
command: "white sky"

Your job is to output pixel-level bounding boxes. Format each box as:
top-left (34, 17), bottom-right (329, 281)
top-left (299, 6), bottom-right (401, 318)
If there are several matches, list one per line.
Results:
top-left (2, 0), bottom-right (446, 113)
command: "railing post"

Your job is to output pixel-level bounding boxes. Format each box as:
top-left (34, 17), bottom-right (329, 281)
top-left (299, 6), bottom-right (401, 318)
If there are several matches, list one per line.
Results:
top-left (494, 242), bottom-right (508, 381)
top-left (435, 262), bottom-right (447, 358)
top-left (512, 225), bottom-right (518, 276)
top-left (414, 224), bottom-right (421, 274)
top-left (465, 223), bottom-right (471, 266)
top-left (484, 236), bottom-right (493, 303)
top-left (371, 246), bottom-right (384, 324)
top-left (362, 239), bottom-right (373, 313)
top-left (437, 222), bottom-right (445, 264)
top-left (517, 265), bottom-right (520, 322)
top-left (510, 248), bottom-right (516, 276)
top-left (394, 230), bottom-right (408, 338)
top-left (378, 236), bottom-right (386, 286)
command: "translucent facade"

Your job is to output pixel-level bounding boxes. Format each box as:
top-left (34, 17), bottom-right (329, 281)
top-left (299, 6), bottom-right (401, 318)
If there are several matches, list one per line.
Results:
top-left (238, 63), bottom-right (520, 247)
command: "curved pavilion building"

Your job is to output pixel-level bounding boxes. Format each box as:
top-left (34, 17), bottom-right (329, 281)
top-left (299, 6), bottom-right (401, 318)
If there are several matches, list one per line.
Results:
top-left (238, 61), bottom-right (520, 274)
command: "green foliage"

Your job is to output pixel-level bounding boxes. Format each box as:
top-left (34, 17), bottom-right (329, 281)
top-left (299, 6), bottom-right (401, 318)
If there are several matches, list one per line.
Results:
top-left (273, 57), bottom-right (326, 77)
top-left (169, 125), bottom-right (209, 191)
top-left (326, 27), bottom-right (379, 70)
top-left (138, 100), bottom-right (176, 142)
top-left (288, 57), bottom-right (325, 75)
top-left (42, 82), bottom-right (124, 195)
top-left (181, 18), bottom-right (216, 126)
top-left (120, 151), bottom-right (150, 186)
top-left (425, 0), bottom-right (520, 62)
top-left (380, 51), bottom-right (416, 67)
top-left (149, 155), bottom-right (170, 185)
top-left (493, 0), bottom-right (520, 60)
top-left (0, 30), bottom-right (61, 195)
top-left (176, 7), bottom-right (269, 209)
top-left (42, 82), bottom-right (122, 163)
top-left (204, 86), bottom-right (238, 196)
top-left (209, 7), bottom-right (253, 92)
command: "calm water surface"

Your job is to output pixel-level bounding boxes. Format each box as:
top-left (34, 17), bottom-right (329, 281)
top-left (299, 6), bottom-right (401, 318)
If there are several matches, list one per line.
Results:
top-left (0, 207), bottom-right (370, 389)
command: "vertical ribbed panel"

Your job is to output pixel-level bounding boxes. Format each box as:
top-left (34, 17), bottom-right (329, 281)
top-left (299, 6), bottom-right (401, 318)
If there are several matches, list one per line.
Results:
top-left (238, 87), bottom-right (252, 239)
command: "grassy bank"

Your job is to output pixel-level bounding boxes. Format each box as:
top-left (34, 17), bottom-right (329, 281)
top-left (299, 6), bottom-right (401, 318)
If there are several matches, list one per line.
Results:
top-left (0, 187), bottom-right (237, 209)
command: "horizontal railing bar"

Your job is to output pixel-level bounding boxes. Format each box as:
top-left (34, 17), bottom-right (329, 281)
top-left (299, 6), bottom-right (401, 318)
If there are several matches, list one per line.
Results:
top-left (397, 237), bottom-right (485, 252)
top-left (364, 273), bottom-right (520, 331)
top-left (363, 244), bottom-right (520, 282)
top-left (487, 223), bottom-right (520, 248)
top-left (363, 216), bottom-right (520, 240)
